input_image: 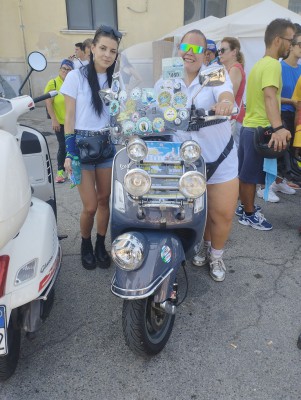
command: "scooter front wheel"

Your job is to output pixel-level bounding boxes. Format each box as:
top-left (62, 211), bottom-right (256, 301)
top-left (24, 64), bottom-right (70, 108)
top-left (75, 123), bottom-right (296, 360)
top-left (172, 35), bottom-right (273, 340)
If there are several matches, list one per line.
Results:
top-left (0, 318), bottom-right (21, 381)
top-left (122, 297), bottom-right (175, 356)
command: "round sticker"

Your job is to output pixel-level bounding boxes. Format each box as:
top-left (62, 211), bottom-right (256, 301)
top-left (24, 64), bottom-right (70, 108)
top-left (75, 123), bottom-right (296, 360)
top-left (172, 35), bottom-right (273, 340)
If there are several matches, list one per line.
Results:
top-left (161, 245), bottom-right (172, 263)
top-left (153, 117), bottom-right (165, 133)
top-left (164, 107), bottom-right (177, 122)
top-left (131, 112), bottom-right (140, 122)
top-left (158, 91), bottom-right (171, 107)
top-left (178, 108), bottom-right (189, 120)
top-left (174, 82), bottom-right (181, 91)
top-left (136, 117), bottom-right (152, 133)
top-left (173, 92), bottom-right (187, 109)
top-left (130, 87), bottom-right (142, 100)
top-left (122, 120), bottom-right (136, 135)
top-left (118, 90), bottom-right (127, 102)
top-left (110, 100), bottom-right (120, 116)
top-left (111, 79), bottom-right (120, 93)
top-left (174, 117), bottom-right (182, 126)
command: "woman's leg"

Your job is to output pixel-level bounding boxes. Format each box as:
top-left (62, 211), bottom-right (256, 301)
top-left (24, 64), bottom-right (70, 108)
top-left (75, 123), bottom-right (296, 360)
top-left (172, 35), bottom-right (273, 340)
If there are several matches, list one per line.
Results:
top-left (205, 178), bottom-right (238, 281)
top-left (77, 169), bottom-right (98, 238)
top-left (207, 178), bottom-right (239, 250)
top-left (95, 167), bottom-right (112, 236)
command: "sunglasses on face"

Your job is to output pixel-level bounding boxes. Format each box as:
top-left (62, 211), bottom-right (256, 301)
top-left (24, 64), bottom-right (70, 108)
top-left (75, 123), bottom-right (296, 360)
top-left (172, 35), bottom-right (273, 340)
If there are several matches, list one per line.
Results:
top-left (61, 67), bottom-right (72, 72)
top-left (179, 43), bottom-right (204, 54)
top-left (99, 25), bottom-right (122, 40)
top-left (218, 47), bottom-right (230, 54)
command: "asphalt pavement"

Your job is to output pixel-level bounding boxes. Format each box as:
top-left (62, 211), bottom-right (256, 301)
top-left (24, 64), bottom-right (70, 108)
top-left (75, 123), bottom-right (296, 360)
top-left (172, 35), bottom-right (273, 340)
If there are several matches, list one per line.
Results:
top-left (1, 106), bottom-right (301, 400)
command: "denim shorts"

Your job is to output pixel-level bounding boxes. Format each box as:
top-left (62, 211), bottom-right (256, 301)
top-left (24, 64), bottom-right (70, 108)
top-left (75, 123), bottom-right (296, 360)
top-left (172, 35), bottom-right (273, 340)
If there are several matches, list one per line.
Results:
top-left (238, 126), bottom-right (265, 184)
top-left (80, 149), bottom-right (116, 170)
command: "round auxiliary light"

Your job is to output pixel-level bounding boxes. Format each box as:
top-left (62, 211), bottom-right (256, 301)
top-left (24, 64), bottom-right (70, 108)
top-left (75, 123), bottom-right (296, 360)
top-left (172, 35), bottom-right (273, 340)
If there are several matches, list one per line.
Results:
top-left (111, 233), bottom-right (145, 271)
top-left (179, 171), bottom-right (206, 199)
top-left (124, 168), bottom-right (151, 197)
top-left (180, 140), bottom-right (201, 163)
top-left (126, 136), bottom-right (148, 162)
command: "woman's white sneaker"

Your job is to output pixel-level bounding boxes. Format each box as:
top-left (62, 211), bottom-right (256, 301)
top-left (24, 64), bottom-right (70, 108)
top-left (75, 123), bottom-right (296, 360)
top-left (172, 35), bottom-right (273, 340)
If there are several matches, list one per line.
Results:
top-left (209, 256), bottom-right (226, 282)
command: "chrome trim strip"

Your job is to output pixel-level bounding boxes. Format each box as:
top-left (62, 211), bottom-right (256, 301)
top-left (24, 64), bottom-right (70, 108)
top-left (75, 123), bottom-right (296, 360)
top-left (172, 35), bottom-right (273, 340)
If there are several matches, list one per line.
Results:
top-left (111, 268), bottom-right (174, 299)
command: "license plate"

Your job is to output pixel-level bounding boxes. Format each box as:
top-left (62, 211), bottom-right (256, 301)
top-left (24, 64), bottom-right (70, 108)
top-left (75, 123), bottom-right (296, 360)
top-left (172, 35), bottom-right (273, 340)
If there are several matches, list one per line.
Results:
top-left (0, 306), bottom-right (7, 355)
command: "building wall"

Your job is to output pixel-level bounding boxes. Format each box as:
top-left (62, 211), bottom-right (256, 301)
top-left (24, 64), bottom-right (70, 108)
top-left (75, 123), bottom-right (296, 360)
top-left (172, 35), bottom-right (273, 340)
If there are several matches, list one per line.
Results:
top-left (0, 0), bottom-right (292, 96)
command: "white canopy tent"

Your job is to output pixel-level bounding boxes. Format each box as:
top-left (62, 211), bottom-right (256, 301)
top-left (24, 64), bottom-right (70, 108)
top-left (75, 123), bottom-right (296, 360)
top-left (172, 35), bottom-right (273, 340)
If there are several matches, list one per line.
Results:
top-left (161, 0), bottom-right (301, 76)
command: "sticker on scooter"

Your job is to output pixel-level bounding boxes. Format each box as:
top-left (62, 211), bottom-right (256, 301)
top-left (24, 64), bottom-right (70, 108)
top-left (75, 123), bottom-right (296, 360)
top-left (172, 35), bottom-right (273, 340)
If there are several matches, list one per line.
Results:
top-left (161, 245), bottom-right (172, 263)
top-left (111, 79), bottom-right (120, 93)
top-left (162, 57), bottom-right (184, 80)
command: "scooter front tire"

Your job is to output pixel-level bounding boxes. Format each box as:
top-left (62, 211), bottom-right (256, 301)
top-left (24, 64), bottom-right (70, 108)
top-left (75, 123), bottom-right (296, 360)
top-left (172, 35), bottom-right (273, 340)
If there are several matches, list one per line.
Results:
top-left (0, 318), bottom-right (21, 381)
top-left (122, 297), bottom-right (175, 356)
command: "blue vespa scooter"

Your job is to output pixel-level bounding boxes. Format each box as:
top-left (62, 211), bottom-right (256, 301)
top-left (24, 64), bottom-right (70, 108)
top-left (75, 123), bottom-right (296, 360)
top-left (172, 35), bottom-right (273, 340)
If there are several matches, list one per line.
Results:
top-left (107, 50), bottom-right (231, 356)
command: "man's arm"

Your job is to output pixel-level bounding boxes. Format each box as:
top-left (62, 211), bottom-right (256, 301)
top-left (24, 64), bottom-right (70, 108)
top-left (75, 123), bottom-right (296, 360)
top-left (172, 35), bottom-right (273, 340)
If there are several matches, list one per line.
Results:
top-left (264, 86), bottom-right (291, 151)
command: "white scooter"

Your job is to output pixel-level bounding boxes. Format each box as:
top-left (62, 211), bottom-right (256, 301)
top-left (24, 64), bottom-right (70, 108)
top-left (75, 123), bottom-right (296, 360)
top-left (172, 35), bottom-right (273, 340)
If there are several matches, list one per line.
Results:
top-left (0, 52), bottom-right (61, 380)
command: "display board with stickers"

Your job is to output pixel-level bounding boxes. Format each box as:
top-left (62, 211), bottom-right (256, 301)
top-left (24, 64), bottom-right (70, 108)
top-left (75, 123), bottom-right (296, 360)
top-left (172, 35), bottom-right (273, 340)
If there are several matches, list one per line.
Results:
top-left (107, 53), bottom-right (191, 144)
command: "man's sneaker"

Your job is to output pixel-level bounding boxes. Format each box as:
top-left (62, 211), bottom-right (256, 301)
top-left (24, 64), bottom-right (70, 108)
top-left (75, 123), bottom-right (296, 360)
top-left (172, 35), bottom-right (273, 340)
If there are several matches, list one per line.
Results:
top-left (192, 242), bottom-right (210, 266)
top-left (271, 180), bottom-right (296, 195)
top-left (238, 210), bottom-right (273, 231)
top-left (55, 169), bottom-right (66, 183)
top-left (257, 187), bottom-right (279, 203)
top-left (235, 203), bottom-right (261, 217)
top-left (209, 256), bottom-right (226, 282)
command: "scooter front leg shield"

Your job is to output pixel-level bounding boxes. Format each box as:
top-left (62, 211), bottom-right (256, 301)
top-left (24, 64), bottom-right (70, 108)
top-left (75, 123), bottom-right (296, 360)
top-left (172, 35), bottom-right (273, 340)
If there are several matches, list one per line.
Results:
top-left (111, 231), bottom-right (185, 300)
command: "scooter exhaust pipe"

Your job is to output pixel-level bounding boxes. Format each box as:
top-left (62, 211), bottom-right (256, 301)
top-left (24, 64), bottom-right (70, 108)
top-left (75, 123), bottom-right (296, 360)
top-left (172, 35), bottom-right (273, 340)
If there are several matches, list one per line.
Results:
top-left (158, 300), bottom-right (177, 315)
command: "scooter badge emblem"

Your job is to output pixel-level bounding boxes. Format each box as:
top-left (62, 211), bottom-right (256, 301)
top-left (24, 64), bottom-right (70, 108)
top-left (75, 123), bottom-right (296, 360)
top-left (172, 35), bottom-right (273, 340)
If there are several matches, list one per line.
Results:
top-left (130, 87), bottom-right (142, 101)
top-left (122, 120), bottom-right (136, 135)
top-left (136, 117), bottom-right (152, 134)
top-left (111, 79), bottom-right (120, 94)
top-left (161, 245), bottom-right (172, 263)
top-left (173, 92), bottom-right (187, 109)
top-left (178, 108), bottom-right (189, 120)
top-left (158, 91), bottom-right (171, 108)
top-left (153, 117), bottom-right (165, 133)
top-left (110, 100), bottom-right (120, 116)
top-left (118, 90), bottom-right (127, 102)
top-left (164, 107), bottom-right (177, 122)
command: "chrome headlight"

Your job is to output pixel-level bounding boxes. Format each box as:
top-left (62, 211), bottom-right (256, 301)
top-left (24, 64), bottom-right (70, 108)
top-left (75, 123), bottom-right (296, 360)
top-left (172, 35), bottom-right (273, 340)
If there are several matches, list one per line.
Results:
top-left (126, 136), bottom-right (148, 162)
top-left (111, 233), bottom-right (145, 271)
top-left (180, 140), bottom-right (201, 163)
top-left (15, 258), bottom-right (37, 285)
top-left (124, 168), bottom-right (151, 197)
top-left (179, 171), bottom-right (206, 198)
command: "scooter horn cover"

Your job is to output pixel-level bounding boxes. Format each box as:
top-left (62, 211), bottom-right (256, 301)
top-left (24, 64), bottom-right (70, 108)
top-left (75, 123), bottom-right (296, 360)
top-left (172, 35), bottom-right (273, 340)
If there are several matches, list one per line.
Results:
top-left (253, 126), bottom-right (288, 159)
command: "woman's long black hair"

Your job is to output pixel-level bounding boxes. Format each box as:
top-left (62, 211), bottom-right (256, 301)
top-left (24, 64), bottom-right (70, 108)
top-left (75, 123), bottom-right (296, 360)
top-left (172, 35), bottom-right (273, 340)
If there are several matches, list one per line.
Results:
top-left (80, 28), bottom-right (120, 117)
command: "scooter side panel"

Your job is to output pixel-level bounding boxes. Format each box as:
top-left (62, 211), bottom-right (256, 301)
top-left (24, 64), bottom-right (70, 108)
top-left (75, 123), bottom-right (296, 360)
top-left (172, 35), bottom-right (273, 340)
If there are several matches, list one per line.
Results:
top-left (111, 231), bottom-right (185, 298)
top-left (0, 198), bottom-right (60, 310)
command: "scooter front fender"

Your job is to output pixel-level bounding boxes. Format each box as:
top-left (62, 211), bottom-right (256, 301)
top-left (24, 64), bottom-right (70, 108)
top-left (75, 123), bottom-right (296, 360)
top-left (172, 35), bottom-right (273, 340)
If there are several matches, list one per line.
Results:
top-left (111, 231), bottom-right (185, 300)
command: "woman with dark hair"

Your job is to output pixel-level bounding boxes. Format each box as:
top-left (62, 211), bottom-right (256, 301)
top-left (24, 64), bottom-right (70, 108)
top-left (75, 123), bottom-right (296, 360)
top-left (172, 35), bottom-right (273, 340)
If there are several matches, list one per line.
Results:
top-left (219, 37), bottom-right (246, 148)
top-left (61, 25), bottom-right (122, 270)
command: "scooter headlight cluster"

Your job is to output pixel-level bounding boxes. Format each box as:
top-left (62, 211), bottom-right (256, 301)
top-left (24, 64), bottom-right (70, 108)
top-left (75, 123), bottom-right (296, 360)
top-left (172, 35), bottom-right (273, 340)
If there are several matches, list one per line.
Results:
top-left (124, 168), bottom-right (151, 197)
top-left (180, 140), bottom-right (201, 163)
top-left (111, 233), bottom-right (145, 271)
top-left (179, 171), bottom-right (206, 199)
top-left (126, 137), bottom-right (148, 162)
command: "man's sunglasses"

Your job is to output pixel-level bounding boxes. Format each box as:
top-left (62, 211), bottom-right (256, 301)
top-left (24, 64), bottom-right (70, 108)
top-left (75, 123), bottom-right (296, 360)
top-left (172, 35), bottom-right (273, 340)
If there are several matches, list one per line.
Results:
top-left (218, 47), bottom-right (230, 54)
top-left (99, 25), bottom-right (122, 40)
top-left (179, 43), bottom-right (204, 54)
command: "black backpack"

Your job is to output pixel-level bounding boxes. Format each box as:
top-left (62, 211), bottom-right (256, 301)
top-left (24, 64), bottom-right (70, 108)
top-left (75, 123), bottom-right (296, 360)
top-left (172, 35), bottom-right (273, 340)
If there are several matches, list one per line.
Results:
top-left (46, 79), bottom-right (57, 119)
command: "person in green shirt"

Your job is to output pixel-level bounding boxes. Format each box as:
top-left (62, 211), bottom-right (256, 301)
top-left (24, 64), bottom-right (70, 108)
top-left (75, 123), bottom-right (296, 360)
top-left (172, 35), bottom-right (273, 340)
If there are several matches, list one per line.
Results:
top-left (44, 59), bottom-right (74, 183)
top-left (237, 18), bottom-right (294, 230)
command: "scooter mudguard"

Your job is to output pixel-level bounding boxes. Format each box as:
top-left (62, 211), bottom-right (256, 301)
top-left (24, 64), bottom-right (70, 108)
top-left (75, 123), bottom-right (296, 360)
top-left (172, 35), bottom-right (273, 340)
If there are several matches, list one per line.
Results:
top-left (111, 230), bottom-right (185, 300)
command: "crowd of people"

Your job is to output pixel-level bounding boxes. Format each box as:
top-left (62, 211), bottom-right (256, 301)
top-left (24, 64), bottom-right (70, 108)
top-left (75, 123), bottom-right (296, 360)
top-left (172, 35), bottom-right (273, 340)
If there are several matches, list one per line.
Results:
top-left (44, 18), bottom-right (301, 283)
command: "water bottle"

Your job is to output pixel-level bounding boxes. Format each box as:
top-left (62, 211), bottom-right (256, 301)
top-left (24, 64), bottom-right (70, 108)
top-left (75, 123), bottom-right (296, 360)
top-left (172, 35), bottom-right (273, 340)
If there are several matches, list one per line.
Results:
top-left (70, 156), bottom-right (81, 188)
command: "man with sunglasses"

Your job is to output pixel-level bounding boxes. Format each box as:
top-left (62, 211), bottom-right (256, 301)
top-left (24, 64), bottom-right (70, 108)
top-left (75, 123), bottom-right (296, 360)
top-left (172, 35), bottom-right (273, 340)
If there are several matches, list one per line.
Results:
top-left (238, 19), bottom-right (295, 231)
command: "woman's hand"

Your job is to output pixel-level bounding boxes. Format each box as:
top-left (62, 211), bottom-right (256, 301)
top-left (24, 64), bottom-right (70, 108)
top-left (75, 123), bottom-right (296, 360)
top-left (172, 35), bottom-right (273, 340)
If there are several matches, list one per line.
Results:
top-left (64, 158), bottom-right (72, 175)
top-left (213, 99), bottom-right (234, 116)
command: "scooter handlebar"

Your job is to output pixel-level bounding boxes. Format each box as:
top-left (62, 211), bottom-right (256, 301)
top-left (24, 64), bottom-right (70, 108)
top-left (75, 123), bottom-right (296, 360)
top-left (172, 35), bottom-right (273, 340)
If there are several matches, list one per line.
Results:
top-left (33, 90), bottom-right (58, 104)
top-left (198, 106), bottom-right (239, 118)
